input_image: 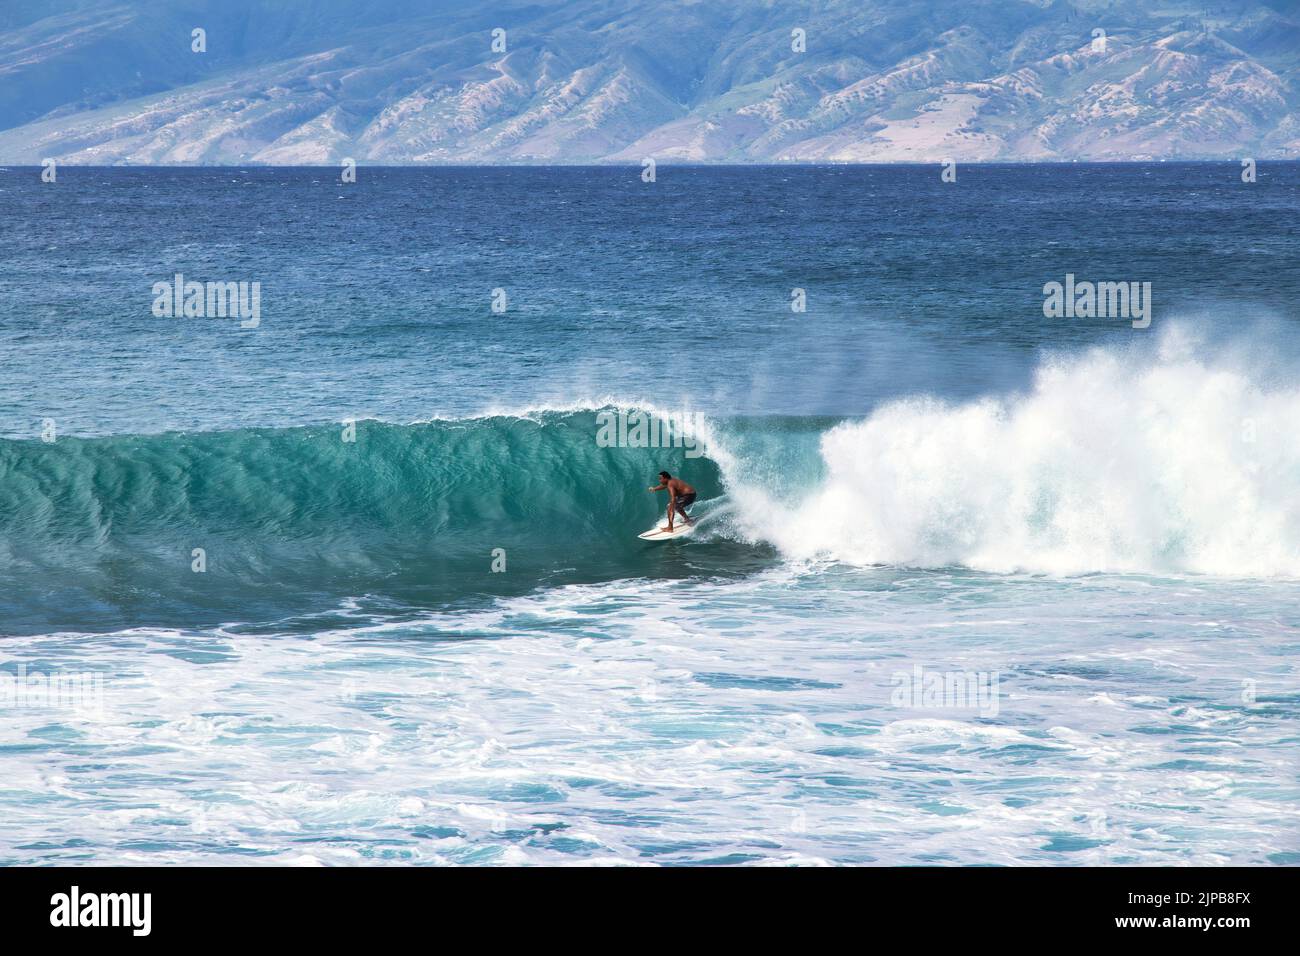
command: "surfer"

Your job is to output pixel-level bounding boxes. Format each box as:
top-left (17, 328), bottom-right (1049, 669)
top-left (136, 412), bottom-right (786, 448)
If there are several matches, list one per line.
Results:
top-left (648, 471), bottom-right (696, 532)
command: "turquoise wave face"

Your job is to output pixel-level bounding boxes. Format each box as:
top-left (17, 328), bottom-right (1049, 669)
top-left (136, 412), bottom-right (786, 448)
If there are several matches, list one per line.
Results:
top-left (0, 411), bottom-right (763, 634)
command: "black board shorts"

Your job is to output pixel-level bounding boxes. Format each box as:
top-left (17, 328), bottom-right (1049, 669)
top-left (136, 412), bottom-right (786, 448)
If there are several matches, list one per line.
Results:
top-left (674, 493), bottom-right (697, 511)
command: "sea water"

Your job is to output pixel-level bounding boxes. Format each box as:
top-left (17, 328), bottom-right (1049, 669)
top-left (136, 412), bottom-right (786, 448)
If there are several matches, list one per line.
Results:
top-left (0, 165), bottom-right (1297, 864)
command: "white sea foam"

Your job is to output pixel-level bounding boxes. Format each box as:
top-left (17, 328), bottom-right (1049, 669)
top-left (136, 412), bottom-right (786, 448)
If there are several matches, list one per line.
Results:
top-left (1, 567), bottom-right (1293, 866)
top-left (725, 325), bottom-right (1300, 577)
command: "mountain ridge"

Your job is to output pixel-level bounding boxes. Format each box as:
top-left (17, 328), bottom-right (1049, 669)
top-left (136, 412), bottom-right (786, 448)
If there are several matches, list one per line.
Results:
top-left (0, 0), bottom-right (1296, 164)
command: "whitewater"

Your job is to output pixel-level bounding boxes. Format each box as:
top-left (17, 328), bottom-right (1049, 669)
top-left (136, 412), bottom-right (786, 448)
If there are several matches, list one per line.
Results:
top-left (739, 325), bottom-right (1300, 577)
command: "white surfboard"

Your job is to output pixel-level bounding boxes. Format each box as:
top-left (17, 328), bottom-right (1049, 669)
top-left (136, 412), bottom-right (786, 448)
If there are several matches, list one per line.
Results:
top-left (638, 515), bottom-right (698, 541)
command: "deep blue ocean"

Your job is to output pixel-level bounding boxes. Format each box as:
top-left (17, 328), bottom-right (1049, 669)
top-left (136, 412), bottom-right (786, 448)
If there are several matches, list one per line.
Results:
top-left (1, 164), bottom-right (1297, 865)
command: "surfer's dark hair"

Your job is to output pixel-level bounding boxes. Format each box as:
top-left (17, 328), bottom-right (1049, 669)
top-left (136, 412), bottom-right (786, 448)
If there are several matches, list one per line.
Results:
top-left (658, 471), bottom-right (671, 479)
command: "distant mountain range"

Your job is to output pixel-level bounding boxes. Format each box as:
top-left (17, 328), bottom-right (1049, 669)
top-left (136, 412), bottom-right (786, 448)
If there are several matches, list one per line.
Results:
top-left (0, 0), bottom-right (1296, 164)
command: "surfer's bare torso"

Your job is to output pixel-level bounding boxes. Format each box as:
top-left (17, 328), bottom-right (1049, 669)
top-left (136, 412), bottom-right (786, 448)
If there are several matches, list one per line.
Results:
top-left (648, 473), bottom-right (696, 531)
